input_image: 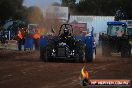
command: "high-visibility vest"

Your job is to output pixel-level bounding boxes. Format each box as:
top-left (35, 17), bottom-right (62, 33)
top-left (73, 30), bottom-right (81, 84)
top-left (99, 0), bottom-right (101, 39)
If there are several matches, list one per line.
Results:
top-left (18, 31), bottom-right (23, 39)
top-left (33, 33), bottom-right (40, 39)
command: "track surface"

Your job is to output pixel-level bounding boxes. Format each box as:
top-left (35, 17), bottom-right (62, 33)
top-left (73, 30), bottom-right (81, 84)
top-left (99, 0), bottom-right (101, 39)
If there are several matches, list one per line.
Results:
top-left (0, 48), bottom-right (132, 88)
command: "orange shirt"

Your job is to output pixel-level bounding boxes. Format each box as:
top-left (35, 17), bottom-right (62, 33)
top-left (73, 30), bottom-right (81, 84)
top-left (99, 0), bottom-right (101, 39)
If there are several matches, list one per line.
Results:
top-left (18, 31), bottom-right (23, 39)
top-left (33, 33), bottom-right (40, 39)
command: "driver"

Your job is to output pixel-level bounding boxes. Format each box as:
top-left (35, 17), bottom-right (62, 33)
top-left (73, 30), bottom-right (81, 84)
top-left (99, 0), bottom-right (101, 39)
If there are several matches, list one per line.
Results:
top-left (115, 27), bottom-right (124, 37)
top-left (64, 28), bottom-right (70, 36)
top-left (59, 24), bottom-right (75, 50)
top-left (60, 27), bottom-right (71, 40)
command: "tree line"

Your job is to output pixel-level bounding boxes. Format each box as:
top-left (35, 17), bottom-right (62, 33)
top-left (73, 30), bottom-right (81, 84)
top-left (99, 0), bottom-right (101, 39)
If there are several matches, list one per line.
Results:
top-left (61, 0), bottom-right (132, 19)
top-left (0, 0), bottom-right (132, 22)
top-left (0, 0), bottom-right (43, 24)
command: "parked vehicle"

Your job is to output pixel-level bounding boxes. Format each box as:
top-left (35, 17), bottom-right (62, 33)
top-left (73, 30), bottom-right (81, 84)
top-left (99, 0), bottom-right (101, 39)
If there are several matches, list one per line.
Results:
top-left (102, 21), bottom-right (132, 57)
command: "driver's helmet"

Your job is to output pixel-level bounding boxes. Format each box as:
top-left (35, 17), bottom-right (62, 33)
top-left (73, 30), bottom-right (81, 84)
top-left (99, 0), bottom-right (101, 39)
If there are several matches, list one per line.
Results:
top-left (64, 28), bottom-right (69, 35)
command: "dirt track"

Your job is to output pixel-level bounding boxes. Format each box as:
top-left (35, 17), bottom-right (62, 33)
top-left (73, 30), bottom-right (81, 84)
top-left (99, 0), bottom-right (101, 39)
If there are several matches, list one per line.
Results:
top-left (0, 48), bottom-right (132, 88)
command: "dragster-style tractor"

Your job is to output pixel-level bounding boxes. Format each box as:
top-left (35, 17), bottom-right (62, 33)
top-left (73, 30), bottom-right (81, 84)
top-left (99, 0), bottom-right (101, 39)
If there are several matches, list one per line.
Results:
top-left (40, 24), bottom-right (96, 62)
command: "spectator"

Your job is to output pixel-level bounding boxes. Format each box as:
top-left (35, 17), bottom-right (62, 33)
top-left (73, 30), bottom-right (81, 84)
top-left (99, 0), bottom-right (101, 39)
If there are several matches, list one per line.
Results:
top-left (17, 29), bottom-right (23, 51)
top-left (98, 32), bottom-right (102, 47)
top-left (33, 29), bottom-right (40, 50)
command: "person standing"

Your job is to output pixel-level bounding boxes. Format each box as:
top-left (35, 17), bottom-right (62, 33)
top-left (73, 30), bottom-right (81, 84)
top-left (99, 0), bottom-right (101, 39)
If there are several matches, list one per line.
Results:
top-left (98, 32), bottom-right (102, 47)
top-left (33, 29), bottom-right (40, 50)
top-left (17, 29), bottom-right (23, 51)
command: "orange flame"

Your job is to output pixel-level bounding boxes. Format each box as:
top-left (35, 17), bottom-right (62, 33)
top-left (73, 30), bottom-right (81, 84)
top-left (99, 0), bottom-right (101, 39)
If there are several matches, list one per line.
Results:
top-left (81, 67), bottom-right (89, 78)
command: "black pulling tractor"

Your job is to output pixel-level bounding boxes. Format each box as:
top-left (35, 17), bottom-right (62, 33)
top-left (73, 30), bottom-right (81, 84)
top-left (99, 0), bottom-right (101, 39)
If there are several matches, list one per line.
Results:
top-left (40, 24), bottom-right (96, 62)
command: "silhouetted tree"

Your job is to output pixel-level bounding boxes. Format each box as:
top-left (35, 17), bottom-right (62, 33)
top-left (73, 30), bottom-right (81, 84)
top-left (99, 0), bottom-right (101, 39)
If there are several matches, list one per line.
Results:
top-left (61, 0), bottom-right (132, 19)
top-left (0, 0), bottom-right (26, 20)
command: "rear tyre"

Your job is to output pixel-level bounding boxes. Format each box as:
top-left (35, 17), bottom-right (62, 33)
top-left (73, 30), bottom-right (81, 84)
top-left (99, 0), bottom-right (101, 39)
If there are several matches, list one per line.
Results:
top-left (121, 42), bottom-right (131, 58)
top-left (78, 50), bottom-right (85, 63)
top-left (75, 40), bottom-right (85, 63)
top-left (40, 46), bottom-right (44, 60)
top-left (40, 46), bottom-right (48, 62)
top-left (85, 48), bottom-right (93, 62)
top-left (102, 39), bottom-right (111, 57)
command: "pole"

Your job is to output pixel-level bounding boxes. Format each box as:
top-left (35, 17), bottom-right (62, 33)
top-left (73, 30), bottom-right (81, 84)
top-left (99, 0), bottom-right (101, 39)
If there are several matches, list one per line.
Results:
top-left (9, 31), bottom-right (11, 40)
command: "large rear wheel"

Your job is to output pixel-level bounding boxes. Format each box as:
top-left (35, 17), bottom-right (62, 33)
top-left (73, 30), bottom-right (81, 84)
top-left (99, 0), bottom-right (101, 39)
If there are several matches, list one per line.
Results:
top-left (102, 40), bottom-right (111, 57)
top-left (78, 50), bottom-right (85, 63)
top-left (40, 46), bottom-right (48, 62)
top-left (85, 48), bottom-right (93, 62)
top-left (75, 40), bottom-right (85, 63)
top-left (121, 42), bottom-right (131, 58)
